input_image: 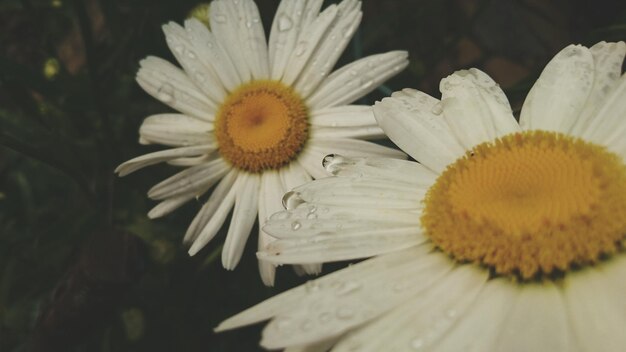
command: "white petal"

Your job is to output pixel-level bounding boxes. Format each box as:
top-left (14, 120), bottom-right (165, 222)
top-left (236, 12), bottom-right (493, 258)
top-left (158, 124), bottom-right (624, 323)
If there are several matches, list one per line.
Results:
top-left (310, 126), bottom-right (385, 140)
top-left (297, 148), bottom-right (332, 180)
top-left (115, 145), bottom-right (215, 176)
top-left (147, 193), bottom-right (199, 219)
top-left (184, 169), bottom-right (238, 244)
top-left (293, 1), bottom-right (362, 98)
top-left (373, 89), bottom-right (465, 173)
top-left (493, 281), bottom-right (571, 352)
top-left (234, 0), bottom-right (270, 79)
top-left (519, 44), bottom-right (594, 133)
top-left (580, 74), bottom-right (626, 155)
top-left (216, 246), bottom-right (451, 348)
top-left (260, 226), bottom-right (425, 264)
top-left (209, 0), bottom-right (252, 83)
top-left (139, 113), bottom-right (214, 147)
top-left (571, 41), bottom-right (626, 137)
top-left (222, 172), bottom-right (261, 269)
top-left (147, 158), bottom-right (230, 200)
top-left (320, 155), bottom-right (437, 188)
top-left (430, 278), bottom-right (518, 352)
top-left (183, 19), bottom-right (242, 91)
top-left (280, 161), bottom-right (313, 191)
top-left (309, 105), bottom-right (376, 127)
top-left (563, 266), bottom-right (626, 352)
top-left (136, 56), bottom-right (216, 120)
top-left (259, 249), bottom-right (452, 349)
top-left (290, 176), bottom-right (424, 209)
top-left (281, 4), bottom-right (338, 86)
top-left (167, 154), bottom-right (216, 167)
top-left (258, 170), bottom-right (284, 286)
top-left (266, 205), bottom-right (421, 240)
top-left (308, 138), bottom-right (407, 160)
top-left (268, 0), bottom-right (308, 80)
top-left (308, 51), bottom-right (409, 109)
top-left (440, 69), bottom-right (519, 149)
top-left (162, 22), bottom-right (226, 104)
top-left (334, 265), bottom-right (487, 352)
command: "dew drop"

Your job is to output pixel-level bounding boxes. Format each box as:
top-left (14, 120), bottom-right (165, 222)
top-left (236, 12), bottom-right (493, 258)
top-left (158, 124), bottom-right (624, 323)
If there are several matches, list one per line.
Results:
top-left (319, 312), bottom-right (332, 323)
top-left (194, 72), bottom-right (206, 83)
top-left (305, 280), bottom-right (320, 293)
top-left (336, 307), bottom-right (355, 319)
top-left (275, 317), bottom-right (293, 332)
top-left (294, 42), bottom-right (307, 56)
top-left (291, 221), bottom-right (302, 230)
top-left (411, 338), bottom-right (424, 350)
top-left (431, 102), bottom-right (443, 115)
top-left (187, 51), bottom-right (197, 59)
top-left (270, 211), bottom-right (290, 220)
top-left (245, 21), bottom-right (252, 28)
top-left (213, 13), bottom-right (227, 23)
top-left (307, 213), bottom-right (318, 220)
top-left (335, 281), bottom-right (362, 296)
top-left (322, 154), bottom-right (347, 175)
top-left (282, 191), bottom-right (305, 210)
top-left (277, 13), bottom-right (293, 31)
top-left (157, 83), bottom-right (175, 103)
top-left (173, 45), bottom-right (184, 54)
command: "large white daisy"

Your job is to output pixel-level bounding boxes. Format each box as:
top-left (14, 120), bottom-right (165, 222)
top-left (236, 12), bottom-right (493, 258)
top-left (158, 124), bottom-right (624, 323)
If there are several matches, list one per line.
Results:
top-left (115, 0), bottom-right (407, 285)
top-left (216, 41), bottom-right (626, 351)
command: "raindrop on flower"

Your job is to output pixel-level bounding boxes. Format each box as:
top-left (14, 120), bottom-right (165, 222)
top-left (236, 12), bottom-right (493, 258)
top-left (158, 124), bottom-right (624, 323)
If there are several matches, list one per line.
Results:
top-left (291, 221), bottom-right (301, 231)
top-left (336, 307), bottom-right (355, 319)
top-left (277, 13), bottom-right (293, 31)
top-left (335, 281), bottom-right (362, 296)
top-left (411, 338), bottom-right (424, 350)
top-left (157, 83), bottom-right (175, 103)
top-left (431, 102), bottom-right (443, 115)
top-left (213, 13), bottom-right (227, 23)
top-left (282, 191), bottom-right (305, 210)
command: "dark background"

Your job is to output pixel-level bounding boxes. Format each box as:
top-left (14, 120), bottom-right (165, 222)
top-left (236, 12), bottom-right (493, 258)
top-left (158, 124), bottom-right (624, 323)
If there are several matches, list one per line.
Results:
top-left (1, 0), bottom-right (625, 351)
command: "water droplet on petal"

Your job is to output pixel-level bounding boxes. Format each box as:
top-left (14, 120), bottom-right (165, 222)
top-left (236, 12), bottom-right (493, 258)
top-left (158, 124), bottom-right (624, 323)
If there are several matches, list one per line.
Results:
top-left (335, 281), bottom-right (362, 296)
top-left (322, 154), bottom-right (348, 175)
top-left (213, 13), bottom-right (227, 23)
top-left (291, 221), bottom-right (301, 230)
top-left (431, 102), bottom-right (443, 115)
top-left (307, 213), bottom-right (318, 220)
top-left (411, 338), bottom-right (424, 350)
top-left (187, 50), bottom-right (197, 59)
top-left (319, 312), bottom-right (332, 323)
top-left (282, 191), bottom-right (305, 210)
top-left (157, 83), bottom-right (175, 103)
top-left (336, 307), bottom-right (355, 319)
top-left (294, 42), bottom-right (307, 56)
top-left (305, 280), bottom-right (320, 293)
top-left (277, 13), bottom-right (293, 31)
top-left (270, 211), bottom-right (291, 220)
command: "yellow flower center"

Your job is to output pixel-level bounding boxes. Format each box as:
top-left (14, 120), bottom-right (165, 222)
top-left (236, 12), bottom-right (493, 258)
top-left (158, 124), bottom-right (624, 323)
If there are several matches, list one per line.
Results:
top-left (422, 131), bottom-right (626, 280)
top-left (215, 80), bottom-right (308, 172)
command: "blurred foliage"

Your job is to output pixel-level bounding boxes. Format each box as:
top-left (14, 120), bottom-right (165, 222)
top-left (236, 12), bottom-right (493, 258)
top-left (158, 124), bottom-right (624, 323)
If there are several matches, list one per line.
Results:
top-left (0, 0), bottom-right (625, 351)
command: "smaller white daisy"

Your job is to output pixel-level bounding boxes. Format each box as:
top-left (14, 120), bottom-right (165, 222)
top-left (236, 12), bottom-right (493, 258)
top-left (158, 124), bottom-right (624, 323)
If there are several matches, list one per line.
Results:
top-left (115, 0), bottom-right (408, 285)
top-left (216, 41), bottom-right (626, 351)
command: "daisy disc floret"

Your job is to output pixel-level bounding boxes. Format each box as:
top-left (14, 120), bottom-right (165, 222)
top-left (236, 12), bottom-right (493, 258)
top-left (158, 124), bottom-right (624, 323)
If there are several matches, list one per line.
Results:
top-left (115, 0), bottom-right (408, 285)
top-left (217, 41), bottom-right (626, 351)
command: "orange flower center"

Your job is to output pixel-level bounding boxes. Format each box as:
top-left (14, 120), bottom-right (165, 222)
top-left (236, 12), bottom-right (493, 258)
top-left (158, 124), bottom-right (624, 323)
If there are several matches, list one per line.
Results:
top-left (215, 80), bottom-right (308, 172)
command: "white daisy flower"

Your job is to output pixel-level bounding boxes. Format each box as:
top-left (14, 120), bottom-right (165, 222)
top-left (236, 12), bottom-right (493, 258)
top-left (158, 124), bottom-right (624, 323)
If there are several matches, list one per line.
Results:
top-left (115, 0), bottom-right (408, 285)
top-left (216, 41), bottom-right (626, 351)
